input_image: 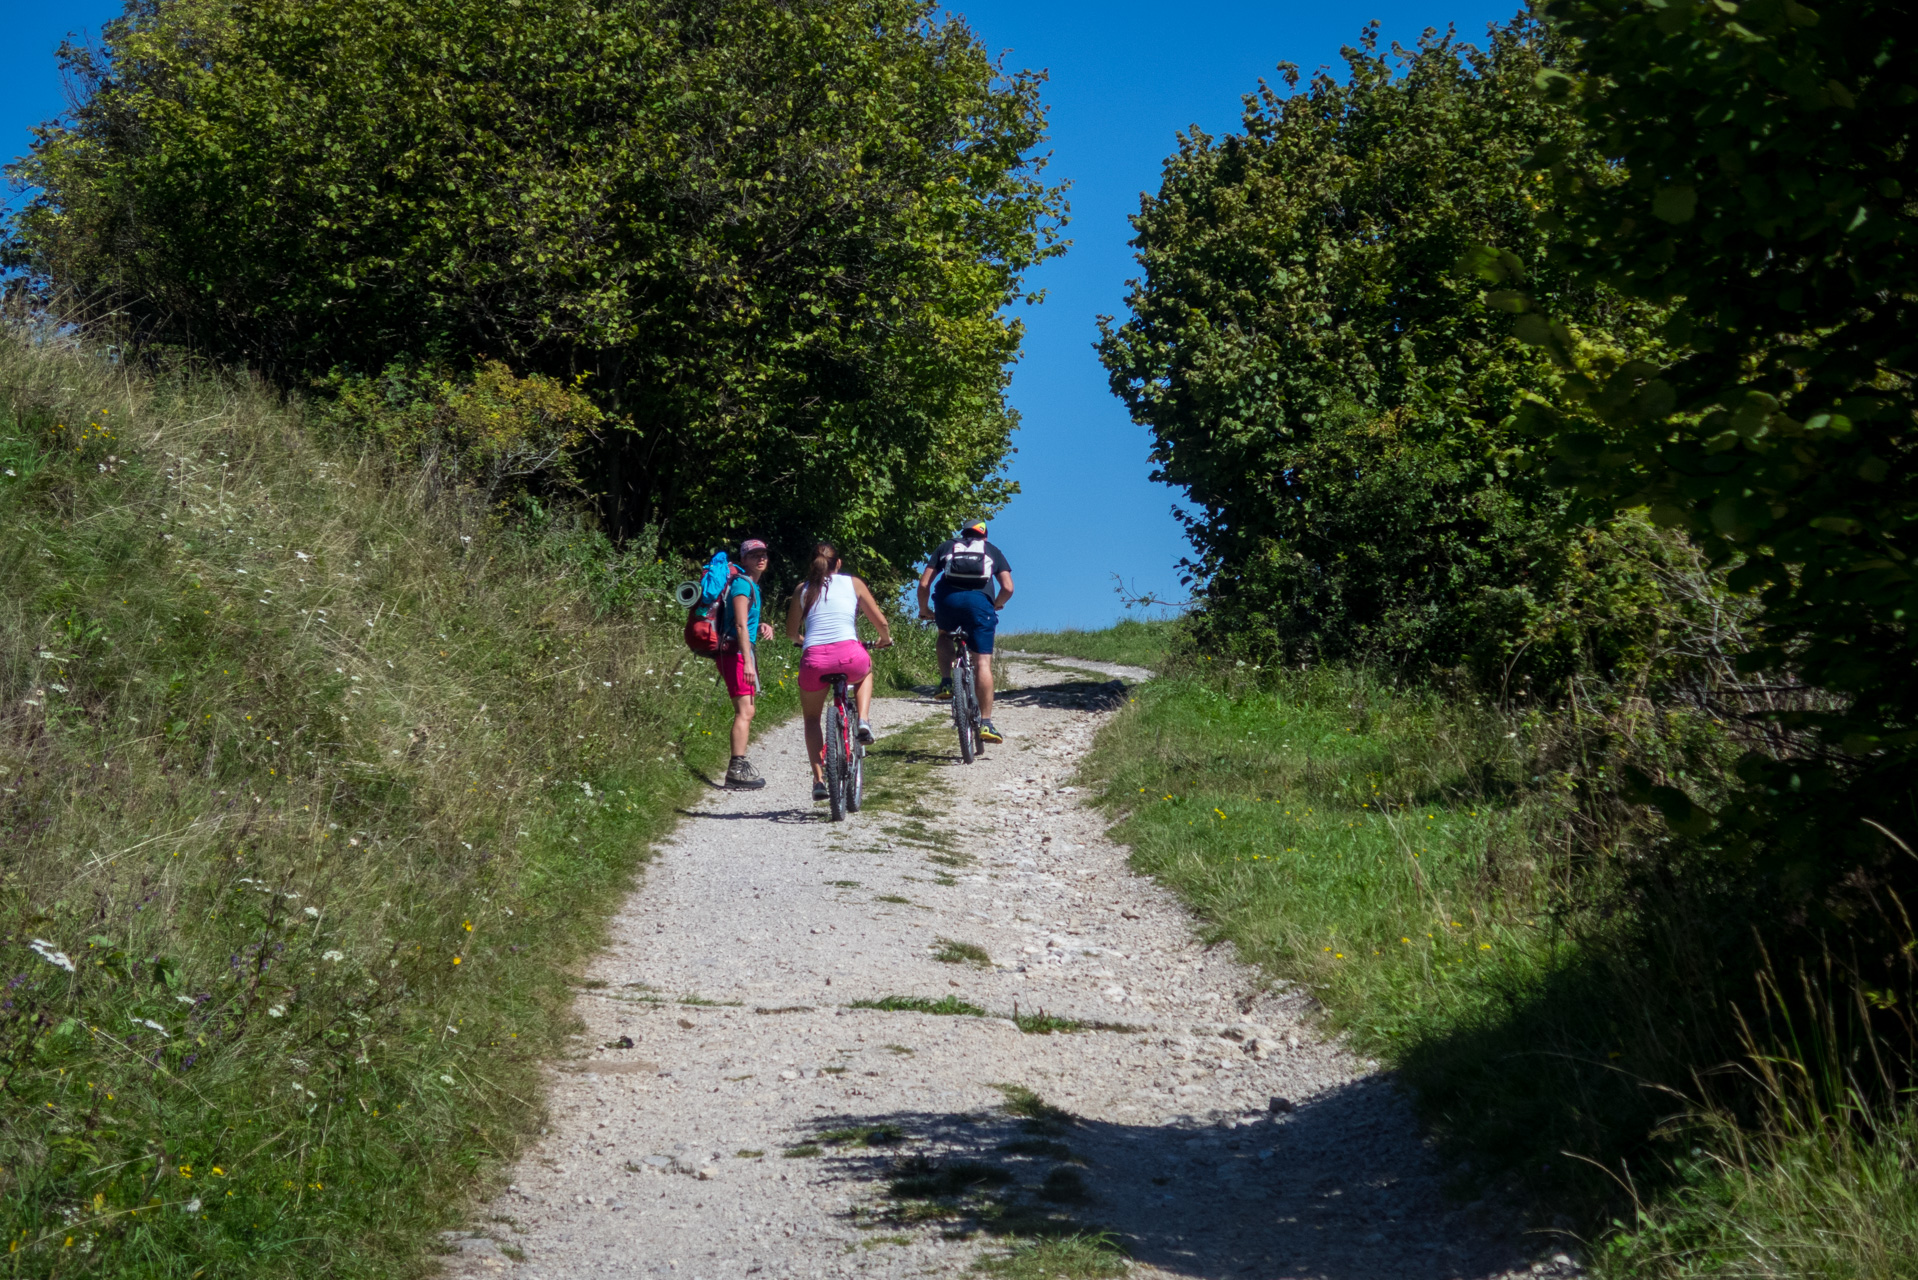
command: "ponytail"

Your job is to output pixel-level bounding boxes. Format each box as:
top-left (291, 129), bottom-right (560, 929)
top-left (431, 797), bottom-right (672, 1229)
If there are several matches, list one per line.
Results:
top-left (801, 542), bottom-right (840, 614)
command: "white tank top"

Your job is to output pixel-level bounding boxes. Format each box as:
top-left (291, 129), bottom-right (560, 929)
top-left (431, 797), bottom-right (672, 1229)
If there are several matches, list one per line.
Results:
top-left (802, 574), bottom-right (860, 647)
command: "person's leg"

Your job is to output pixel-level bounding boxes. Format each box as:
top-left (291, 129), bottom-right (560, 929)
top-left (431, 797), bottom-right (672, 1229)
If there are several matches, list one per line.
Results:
top-left (855, 670), bottom-right (875, 722)
top-left (800, 686), bottom-right (830, 783)
top-left (731, 693), bottom-right (755, 756)
top-left (934, 628), bottom-right (954, 693)
top-left (974, 654), bottom-right (994, 718)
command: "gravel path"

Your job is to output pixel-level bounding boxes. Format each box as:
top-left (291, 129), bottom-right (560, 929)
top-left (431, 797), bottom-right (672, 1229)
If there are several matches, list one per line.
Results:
top-left (443, 658), bottom-right (1561, 1280)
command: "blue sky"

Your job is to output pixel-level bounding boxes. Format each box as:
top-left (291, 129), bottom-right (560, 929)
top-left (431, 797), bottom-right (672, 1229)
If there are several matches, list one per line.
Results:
top-left (1, 0), bottom-right (1522, 631)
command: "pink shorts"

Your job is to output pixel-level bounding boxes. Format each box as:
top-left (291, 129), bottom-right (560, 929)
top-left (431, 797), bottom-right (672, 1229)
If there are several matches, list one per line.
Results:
top-left (799, 640), bottom-right (871, 692)
top-left (714, 648), bottom-right (757, 698)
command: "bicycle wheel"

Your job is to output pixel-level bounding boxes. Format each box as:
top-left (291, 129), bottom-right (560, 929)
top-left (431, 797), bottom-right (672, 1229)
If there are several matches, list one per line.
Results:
top-left (848, 736), bottom-right (865, 813)
top-left (825, 693), bottom-right (848, 821)
top-left (953, 655), bottom-right (975, 765)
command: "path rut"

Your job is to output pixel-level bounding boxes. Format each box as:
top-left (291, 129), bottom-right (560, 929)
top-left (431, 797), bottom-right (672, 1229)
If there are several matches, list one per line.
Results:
top-left (443, 657), bottom-right (1559, 1280)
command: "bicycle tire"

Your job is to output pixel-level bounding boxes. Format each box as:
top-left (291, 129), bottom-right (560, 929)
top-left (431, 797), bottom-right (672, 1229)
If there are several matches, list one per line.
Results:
top-left (848, 736), bottom-right (865, 813)
top-left (953, 654), bottom-right (975, 765)
top-left (825, 694), bottom-right (848, 821)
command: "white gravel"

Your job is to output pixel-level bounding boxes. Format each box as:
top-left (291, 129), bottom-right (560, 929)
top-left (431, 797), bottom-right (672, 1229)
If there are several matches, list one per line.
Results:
top-left (441, 657), bottom-right (1563, 1280)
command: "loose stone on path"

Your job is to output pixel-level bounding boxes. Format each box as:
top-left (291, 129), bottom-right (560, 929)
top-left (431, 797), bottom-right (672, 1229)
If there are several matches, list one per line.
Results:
top-left (442, 656), bottom-right (1560, 1280)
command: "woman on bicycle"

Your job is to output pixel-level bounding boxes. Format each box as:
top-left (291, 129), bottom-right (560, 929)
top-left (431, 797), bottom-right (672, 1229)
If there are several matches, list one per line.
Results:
top-left (786, 542), bottom-right (893, 802)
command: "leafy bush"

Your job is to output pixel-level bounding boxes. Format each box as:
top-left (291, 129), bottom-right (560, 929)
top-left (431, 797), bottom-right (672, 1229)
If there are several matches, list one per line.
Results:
top-left (9, 0), bottom-right (1067, 574)
top-left (1096, 16), bottom-right (1674, 683)
top-left (313, 361), bottom-right (604, 502)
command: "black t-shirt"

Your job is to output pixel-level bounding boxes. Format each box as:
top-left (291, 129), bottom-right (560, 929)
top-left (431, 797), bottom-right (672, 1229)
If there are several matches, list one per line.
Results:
top-left (930, 539), bottom-right (1012, 597)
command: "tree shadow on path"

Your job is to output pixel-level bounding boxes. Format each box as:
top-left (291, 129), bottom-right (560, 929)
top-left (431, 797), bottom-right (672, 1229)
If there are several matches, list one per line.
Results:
top-left (775, 1076), bottom-right (1542, 1280)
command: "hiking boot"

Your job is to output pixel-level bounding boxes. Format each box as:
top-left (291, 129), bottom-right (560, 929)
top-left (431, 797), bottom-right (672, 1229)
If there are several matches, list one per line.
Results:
top-left (857, 720), bottom-right (875, 745)
top-left (725, 756), bottom-right (767, 789)
top-left (978, 719), bottom-right (1004, 745)
top-left (812, 781), bottom-right (829, 802)
top-left (934, 678), bottom-right (953, 700)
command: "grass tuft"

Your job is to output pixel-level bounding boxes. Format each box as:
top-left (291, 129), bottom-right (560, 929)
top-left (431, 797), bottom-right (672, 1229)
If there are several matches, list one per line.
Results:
top-left (973, 1233), bottom-right (1129, 1280)
top-left (852, 994), bottom-right (990, 1017)
top-left (933, 937), bottom-right (993, 967)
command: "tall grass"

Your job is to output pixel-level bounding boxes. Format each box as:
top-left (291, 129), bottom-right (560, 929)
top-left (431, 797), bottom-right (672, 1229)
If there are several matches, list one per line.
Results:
top-left (0, 328), bottom-right (796, 1275)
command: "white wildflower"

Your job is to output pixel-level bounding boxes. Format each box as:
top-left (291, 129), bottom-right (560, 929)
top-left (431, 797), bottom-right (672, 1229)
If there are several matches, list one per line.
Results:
top-left (184, 1198), bottom-right (201, 1213)
top-left (440, 1074), bottom-right (455, 1085)
top-left (322, 950), bottom-right (344, 963)
top-left (132, 1017), bottom-right (170, 1037)
top-left (176, 995), bottom-right (195, 1004)
top-left (294, 551), bottom-right (310, 561)
top-left (29, 939), bottom-right (75, 972)
top-left (303, 906), bottom-right (320, 918)
top-left (266, 1004), bottom-right (286, 1018)
top-left (580, 781), bottom-right (594, 798)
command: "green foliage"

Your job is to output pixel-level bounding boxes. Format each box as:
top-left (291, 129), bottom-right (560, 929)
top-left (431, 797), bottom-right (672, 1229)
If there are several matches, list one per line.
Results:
top-left (1481, 0), bottom-right (1918, 1044)
top-left (312, 360), bottom-right (604, 502)
top-left (1095, 16), bottom-right (1670, 679)
top-left (9, 0), bottom-right (1067, 575)
top-left (0, 329), bottom-right (788, 1274)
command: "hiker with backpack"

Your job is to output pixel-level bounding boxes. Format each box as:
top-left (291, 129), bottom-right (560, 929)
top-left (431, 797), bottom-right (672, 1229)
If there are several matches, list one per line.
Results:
top-left (683, 539), bottom-right (776, 789)
top-left (917, 521), bottom-right (1014, 744)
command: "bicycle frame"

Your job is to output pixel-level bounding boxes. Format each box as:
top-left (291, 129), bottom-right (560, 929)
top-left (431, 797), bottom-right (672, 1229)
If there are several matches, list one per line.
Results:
top-left (943, 628), bottom-right (983, 764)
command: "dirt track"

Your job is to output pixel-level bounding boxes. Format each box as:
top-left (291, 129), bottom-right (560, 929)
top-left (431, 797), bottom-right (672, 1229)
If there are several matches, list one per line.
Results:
top-left (442, 656), bottom-right (1558, 1280)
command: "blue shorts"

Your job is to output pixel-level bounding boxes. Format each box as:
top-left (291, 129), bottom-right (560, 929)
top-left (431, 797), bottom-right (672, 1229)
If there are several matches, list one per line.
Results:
top-left (933, 590), bottom-right (998, 655)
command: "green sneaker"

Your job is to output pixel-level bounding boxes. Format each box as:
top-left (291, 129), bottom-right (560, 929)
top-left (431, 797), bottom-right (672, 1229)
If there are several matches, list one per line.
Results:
top-left (978, 719), bottom-right (1003, 745)
top-left (934, 678), bottom-right (953, 700)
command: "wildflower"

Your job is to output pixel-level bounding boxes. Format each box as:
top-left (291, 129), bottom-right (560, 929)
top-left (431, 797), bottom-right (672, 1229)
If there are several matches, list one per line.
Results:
top-left (131, 1018), bottom-right (170, 1037)
top-left (266, 1005), bottom-right (286, 1018)
top-left (29, 939), bottom-right (75, 972)
top-left (184, 1198), bottom-right (201, 1213)
top-left (303, 906), bottom-right (320, 919)
top-left (211, 1168), bottom-right (224, 1176)
top-left (440, 1074), bottom-right (455, 1085)
top-left (452, 956), bottom-right (462, 965)
top-left (322, 950), bottom-right (344, 963)
top-left (294, 551), bottom-right (310, 561)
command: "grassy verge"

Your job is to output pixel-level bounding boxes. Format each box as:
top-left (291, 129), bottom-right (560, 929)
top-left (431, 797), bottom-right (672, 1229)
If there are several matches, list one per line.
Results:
top-left (0, 333), bottom-right (794, 1275)
top-left (997, 617), bottom-right (1182, 670)
top-left (1076, 659), bottom-right (1918, 1274)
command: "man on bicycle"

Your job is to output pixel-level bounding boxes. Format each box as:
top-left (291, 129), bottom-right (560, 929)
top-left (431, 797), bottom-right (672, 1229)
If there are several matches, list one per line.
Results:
top-left (917, 521), bottom-right (1014, 744)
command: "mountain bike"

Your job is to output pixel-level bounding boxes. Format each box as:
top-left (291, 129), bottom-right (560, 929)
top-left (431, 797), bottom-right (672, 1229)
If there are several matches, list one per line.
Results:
top-left (944, 627), bottom-right (983, 764)
top-left (822, 658), bottom-right (867, 822)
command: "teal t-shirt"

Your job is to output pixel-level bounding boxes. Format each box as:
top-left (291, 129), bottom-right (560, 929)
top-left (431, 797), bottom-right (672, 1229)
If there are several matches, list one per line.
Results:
top-left (722, 574), bottom-right (761, 643)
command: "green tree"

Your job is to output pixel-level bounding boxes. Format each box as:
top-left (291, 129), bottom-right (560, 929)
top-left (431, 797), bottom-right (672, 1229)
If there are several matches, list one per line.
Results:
top-left (1490, 0), bottom-right (1916, 912)
top-left (8, 0), bottom-right (1066, 576)
top-left (1096, 16), bottom-right (1670, 682)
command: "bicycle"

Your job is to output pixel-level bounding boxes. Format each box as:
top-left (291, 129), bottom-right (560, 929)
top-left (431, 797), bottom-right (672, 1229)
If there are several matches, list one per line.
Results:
top-left (943, 627), bottom-right (984, 764)
top-left (821, 646), bottom-right (871, 822)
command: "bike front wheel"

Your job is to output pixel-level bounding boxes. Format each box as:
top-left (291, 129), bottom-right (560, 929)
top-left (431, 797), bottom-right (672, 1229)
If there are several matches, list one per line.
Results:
top-left (953, 656), bottom-right (976, 765)
top-left (825, 696), bottom-right (848, 821)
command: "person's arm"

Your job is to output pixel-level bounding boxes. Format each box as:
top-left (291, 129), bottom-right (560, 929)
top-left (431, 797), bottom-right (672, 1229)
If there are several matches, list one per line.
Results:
top-left (916, 563), bottom-right (938, 620)
top-left (731, 591), bottom-right (756, 678)
top-left (786, 584), bottom-right (807, 645)
top-left (852, 578), bottom-right (894, 648)
top-left (993, 570), bottom-right (1014, 611)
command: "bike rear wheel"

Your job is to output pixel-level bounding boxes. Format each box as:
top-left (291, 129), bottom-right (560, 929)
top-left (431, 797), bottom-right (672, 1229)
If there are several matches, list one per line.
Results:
top-left (825, 693), bottom-right (848, 821)
top-left (952, 654), bottom-right (976, 765)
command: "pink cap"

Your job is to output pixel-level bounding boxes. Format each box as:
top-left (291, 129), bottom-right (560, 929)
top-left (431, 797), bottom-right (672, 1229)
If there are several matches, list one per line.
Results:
top-left (740, 539), bottom-right (769, 555)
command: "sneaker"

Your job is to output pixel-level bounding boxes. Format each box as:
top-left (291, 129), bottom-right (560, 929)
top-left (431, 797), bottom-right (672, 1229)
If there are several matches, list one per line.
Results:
top-left (934, 678), bottom-right (953, 700)
top-left (856, 720), bottom-right (875, 745)
top-left (812, 781), bottom-right (829, 802)
top-left (725, 756), bottom-right (767, 789)
top-left (978, 719), bottom-right (1004, 745)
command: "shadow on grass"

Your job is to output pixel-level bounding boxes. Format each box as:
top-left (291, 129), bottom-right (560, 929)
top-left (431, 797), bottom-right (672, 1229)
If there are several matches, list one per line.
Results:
top-left (773, 1081), bottom-right (1533, 1280)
